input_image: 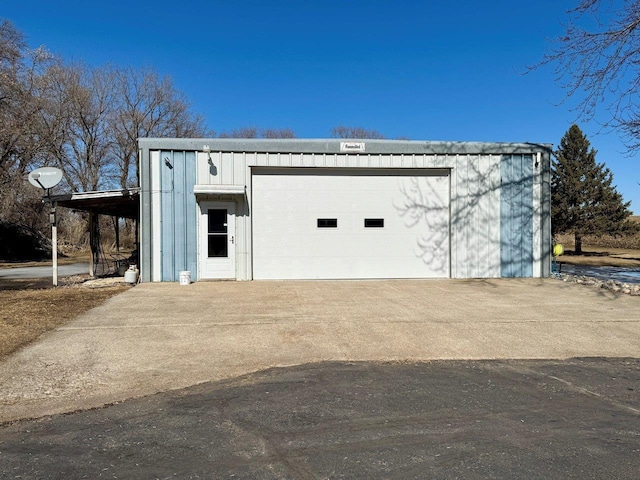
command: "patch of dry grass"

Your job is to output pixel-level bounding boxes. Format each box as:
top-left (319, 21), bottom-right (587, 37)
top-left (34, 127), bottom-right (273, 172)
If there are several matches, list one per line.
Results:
top-left (556, 249), bottom-right (640, 267)
top-left (0, 281), bottom-right (129, 358)
top-left (556, 233), bottom-right (640, 251)
top-left (554, 217), bottom-right (640, 267)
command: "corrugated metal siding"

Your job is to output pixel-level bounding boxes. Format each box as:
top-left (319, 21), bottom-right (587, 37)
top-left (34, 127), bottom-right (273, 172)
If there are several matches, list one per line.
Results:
top-left (197, 151), bottom-right (505, 280)
top-left (150, 151), bottom-right (161, 281)
top-left (196, 152), bottom-right (456, 185)
top-left (160, 151), bottom-right (198, 281)
top-left (500, 154), bottom-right (534, 277)
top-left (450, 155), bottom-right (501, 278)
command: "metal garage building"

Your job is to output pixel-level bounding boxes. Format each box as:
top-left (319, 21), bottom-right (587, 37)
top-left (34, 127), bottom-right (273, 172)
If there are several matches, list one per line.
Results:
top-left (138, 138), bottom-right (551, 282)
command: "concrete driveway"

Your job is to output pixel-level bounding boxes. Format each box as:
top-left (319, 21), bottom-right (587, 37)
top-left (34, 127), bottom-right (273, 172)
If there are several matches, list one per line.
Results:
top-left (1, 278), bottom-right (639, 422)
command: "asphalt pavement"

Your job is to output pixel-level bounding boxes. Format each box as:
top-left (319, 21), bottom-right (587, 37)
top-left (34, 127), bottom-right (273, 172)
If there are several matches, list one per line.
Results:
top-left (1, 359), bottom-right (638, 479)
top-left (0, 262), bottom-right (89, 279)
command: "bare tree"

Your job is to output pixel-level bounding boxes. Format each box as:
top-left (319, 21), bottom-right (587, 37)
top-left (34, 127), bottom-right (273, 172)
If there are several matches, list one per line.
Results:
top-left (0, 20), bottom-right (54, 236)
top-left (0, 19), bottom-right (29, 184)
top-left (39, 63), bottom-right (116, 191)
top-left (0, 20), bottom-right (52, 186)
top-left (330, 126), bottom-right (385, 139)
top-left (218, 127), bottom-right (295, 139)
top-left (1, 20), bottom-right (214, 257)
top-left (536, 1), bottom-right (640, 148)
top-left (219, 127), bottom-right (259, 139)
top-left (37, 64), bottom-right (211, 191)
top-left (110, 67), bottom-right (210, 188)
top-left (261, 128), bottom-right (296, 139)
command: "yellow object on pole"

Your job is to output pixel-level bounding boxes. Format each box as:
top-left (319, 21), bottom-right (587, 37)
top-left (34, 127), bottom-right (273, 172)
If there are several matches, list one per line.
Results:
top-left (553, 244), bottom-right (564, 257)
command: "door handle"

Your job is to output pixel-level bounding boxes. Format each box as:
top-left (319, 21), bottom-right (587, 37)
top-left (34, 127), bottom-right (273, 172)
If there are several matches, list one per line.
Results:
top-left (231, 236), bottom-right (234, 244)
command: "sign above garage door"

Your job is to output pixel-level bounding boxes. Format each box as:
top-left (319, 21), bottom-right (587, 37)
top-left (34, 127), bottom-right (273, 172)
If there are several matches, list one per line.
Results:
top-left (251, 168), bottom-right (450, 280)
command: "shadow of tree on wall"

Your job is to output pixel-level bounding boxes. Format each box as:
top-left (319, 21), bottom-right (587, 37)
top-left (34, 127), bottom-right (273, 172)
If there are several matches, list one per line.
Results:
top-left (393, 143), bottom-right (549, 278)
top-left (395, 176), bottom-right (450, 275)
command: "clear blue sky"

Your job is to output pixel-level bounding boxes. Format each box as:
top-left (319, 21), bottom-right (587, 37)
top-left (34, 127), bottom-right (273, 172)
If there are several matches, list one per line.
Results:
top-left (5, 0), bottom-right (640, 213)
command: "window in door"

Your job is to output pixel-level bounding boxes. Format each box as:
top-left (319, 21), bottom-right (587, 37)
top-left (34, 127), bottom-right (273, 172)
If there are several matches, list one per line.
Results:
top-left (208, 209), bottom-right (228, 257)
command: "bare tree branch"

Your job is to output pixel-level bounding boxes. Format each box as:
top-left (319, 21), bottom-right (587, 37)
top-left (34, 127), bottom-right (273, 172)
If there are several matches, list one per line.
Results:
top-left (110, 66), bottom-right (211, 187)
top-left (218, 127), bottom-right (296, 139)
top-left (330, 126), bottom-right (386, 139)
top-left (533, 0), bottom-right (640, 149)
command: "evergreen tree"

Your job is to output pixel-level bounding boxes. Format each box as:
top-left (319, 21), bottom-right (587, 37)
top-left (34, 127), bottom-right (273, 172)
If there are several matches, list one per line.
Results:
top-left (552, 124), bottom-right (635, 254)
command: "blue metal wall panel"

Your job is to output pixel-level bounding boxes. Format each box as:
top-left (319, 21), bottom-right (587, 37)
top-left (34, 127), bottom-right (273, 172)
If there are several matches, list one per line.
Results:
top-left (159, 151), bottom-right (198, 281)
top-left (184, 152), bottom-right (198, 278)
top-left (173, 151), bottom-right (186, 280)
top-left (160, 151), bottom-right (174, 281)
top-left (500, 154), bottom-right (533, 277)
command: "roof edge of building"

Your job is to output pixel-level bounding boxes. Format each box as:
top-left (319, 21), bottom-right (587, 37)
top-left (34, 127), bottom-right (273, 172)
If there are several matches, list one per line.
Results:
top-left (138, 138), bottom-right (552, 155)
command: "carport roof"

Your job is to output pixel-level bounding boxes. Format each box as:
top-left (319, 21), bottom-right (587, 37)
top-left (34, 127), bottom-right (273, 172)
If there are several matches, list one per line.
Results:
top-left (50, 188), bottom-right (140, 219)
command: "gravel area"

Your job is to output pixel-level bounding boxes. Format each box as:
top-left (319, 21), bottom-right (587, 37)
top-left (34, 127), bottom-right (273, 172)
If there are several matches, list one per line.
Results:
top-left (553, 271), bottom-right (640, 295)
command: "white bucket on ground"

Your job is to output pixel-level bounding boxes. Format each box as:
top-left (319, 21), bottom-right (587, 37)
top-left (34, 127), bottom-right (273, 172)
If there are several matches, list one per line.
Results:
top-left (179, 271), bottom-right (191, 285)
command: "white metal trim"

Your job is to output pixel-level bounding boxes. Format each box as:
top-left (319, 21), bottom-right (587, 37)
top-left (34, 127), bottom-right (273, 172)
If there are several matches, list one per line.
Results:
top-left (194, 184), bottom-right (245, 195)
top-left (151, 151), bottom-right (161, 282)
top-left (532, 152), bottom-right (542, 277)
top-left (198, 201), bottom-right (237, 280)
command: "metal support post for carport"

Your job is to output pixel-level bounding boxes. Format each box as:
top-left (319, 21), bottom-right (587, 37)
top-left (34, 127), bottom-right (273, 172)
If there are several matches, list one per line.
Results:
top-left (89, 211), bottom-right (95, 277)
top-left (50, 202), bottom-right (58, 286)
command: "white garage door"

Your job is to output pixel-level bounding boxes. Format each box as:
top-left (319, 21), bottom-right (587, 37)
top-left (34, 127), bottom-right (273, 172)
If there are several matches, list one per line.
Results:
top-left (252, 168), bottom-right (450, 280)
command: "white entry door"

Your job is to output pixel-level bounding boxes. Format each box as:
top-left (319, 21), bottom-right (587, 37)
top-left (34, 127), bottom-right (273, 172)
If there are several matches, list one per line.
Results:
top-left (199, 202), bottom-right (236, 279)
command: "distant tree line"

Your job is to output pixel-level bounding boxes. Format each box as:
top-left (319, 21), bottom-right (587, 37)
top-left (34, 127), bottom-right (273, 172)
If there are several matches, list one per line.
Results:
top-left (217, 125), bottom-right (393, 140)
